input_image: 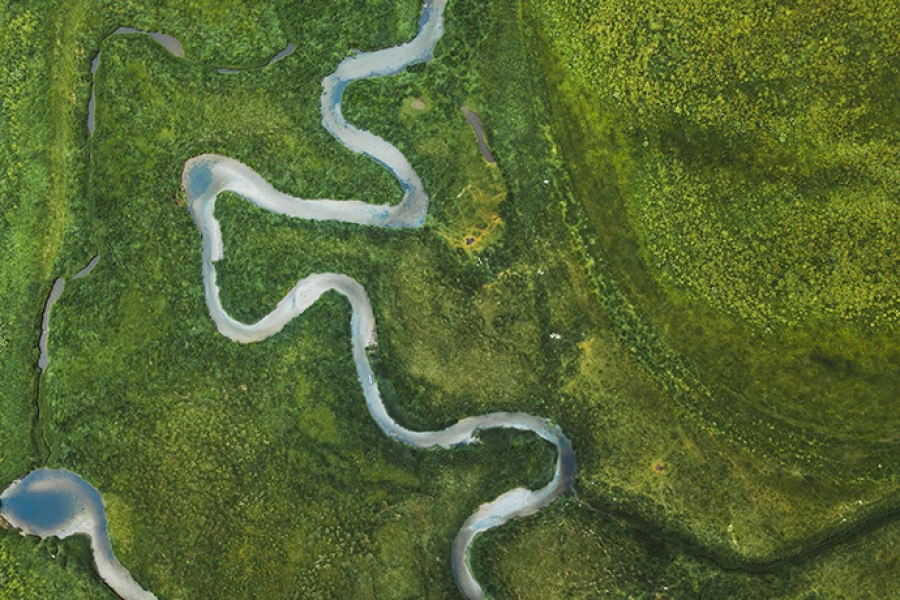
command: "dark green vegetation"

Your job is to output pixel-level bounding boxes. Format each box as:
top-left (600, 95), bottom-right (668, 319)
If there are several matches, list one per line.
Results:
top-left (4, 0), bottom-right (900, 598)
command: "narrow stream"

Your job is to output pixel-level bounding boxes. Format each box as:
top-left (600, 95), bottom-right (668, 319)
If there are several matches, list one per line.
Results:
top-left (3, 2), bottom-right (574, 599)
top-left (88, 28), bottom-right (184, 136)
top-left (38, 255), bottom-right (98, 371)
top-left (217, 42), bottom-right (295, 74)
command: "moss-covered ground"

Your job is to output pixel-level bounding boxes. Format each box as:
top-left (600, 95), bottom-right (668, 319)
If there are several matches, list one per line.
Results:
top-left (3, 0), bottom-right (900, 598)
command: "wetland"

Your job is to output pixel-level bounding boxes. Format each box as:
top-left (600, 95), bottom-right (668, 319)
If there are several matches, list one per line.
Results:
top-left (3, 0), bottom-right (900, 598)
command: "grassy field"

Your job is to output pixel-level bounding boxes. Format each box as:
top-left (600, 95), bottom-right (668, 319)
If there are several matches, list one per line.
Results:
top-left (5, 0), bottom-right (900, 598)
top-left (528, 0), bottom-right (900, 546)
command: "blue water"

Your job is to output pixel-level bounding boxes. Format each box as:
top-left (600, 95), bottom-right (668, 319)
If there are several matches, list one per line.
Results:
top-left (185, 162), bottom-right (212, 198)
top-left (2, 489), bottom-right (77, 530)
top-left (0, 469), bottom-right (103, 533)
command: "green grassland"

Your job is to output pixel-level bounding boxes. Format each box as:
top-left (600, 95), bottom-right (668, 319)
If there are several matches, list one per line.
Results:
top-left (5, 0), bottom-right (900, 598)
top-left (530, 0), bottom-right (900, 556)
top-left (531, 0), bottom-right (900, 448)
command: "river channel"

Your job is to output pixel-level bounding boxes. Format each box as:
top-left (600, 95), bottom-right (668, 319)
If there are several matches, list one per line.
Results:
top-left (2, 2), bottom-right (575, 599)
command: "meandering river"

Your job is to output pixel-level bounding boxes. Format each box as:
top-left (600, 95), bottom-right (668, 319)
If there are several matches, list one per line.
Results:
top-left (2, 2), bottom-right (575, 599)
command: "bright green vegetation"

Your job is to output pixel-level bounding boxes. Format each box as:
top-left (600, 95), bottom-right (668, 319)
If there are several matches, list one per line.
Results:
top-left (0, 0), bottom-right (78, 486)
top-left (0, 535), bottom-right (115, 599)
top-left (529, 0), bottom-right (900, 564)
top-left (540, 1), bottom-right (900, 329)
top-left (532, 0), bottom-right (900, 442)
top-left (5, 0), bottom-right (900, 598)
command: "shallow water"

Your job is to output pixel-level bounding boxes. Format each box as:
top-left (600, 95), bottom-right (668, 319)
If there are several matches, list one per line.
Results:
top-left (2, 478), bottom-right (79, 532)
top-left (113, 28), bottom-right (184, 57)
top-left (38, 278), bottom-right (64, 371)
top-left (461, 106), bottom-right (495, 163)
top-left (183, 1), bottom-right (574, 598)
top-left (1, 469), bottom-right (156, 600)
top-left (12, 2), bottom-right (575, 599)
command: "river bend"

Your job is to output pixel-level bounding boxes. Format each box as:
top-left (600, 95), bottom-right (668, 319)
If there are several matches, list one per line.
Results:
top-left (2, 2), bottom-right (575, 599)
top-left (183, 1), bottom-right (575, 598)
